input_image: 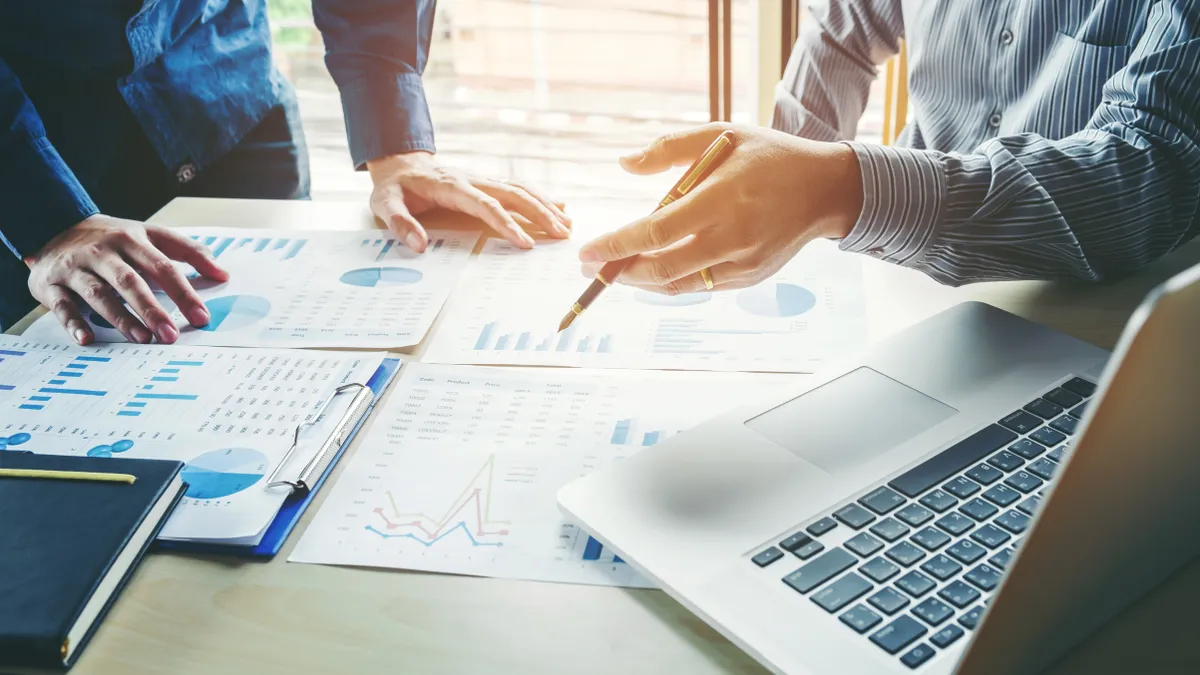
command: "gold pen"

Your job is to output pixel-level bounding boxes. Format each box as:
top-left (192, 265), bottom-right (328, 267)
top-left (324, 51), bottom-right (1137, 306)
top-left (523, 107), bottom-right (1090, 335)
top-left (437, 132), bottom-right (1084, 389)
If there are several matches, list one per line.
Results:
top-left (0, 468), bottom-right (137, 484)
top-left (558, 130), bottom-right (737, 332)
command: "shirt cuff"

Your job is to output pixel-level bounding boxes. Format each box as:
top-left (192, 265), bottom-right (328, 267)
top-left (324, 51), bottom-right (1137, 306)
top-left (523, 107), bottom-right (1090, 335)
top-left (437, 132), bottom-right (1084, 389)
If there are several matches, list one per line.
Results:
top-left (338, 72), bottom-right (436, 169)
top-left (0, 136), bottom-right (99, 260)
top-left (838, 141), bottom-right (947, 266)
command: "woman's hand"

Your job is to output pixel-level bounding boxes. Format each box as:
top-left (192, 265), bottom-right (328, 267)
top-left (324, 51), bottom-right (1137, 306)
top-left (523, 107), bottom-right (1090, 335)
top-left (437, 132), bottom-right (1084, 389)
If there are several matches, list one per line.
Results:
top-left (578, 124), bottom-right (864, 294)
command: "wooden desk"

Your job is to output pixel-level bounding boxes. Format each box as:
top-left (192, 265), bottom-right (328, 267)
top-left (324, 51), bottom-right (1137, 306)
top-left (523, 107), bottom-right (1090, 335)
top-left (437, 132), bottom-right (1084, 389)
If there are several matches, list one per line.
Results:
top-left (9, 198), bottom-right (1200, 675)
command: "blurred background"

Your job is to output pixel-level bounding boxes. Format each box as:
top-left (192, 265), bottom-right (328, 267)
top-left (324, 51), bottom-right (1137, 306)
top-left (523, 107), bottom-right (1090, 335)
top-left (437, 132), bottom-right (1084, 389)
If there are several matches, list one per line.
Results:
top-left (267, 0), bottom-right (885, 209)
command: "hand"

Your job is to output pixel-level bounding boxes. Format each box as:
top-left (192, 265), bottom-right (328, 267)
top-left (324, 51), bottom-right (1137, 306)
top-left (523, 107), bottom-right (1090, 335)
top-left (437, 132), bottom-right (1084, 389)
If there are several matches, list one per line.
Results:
top-left (366, 151), bottom-right (571, 252)
top-left (25, 215), bottom-right (230, 346)
top-left (577, 123), bottom-right (863, 294)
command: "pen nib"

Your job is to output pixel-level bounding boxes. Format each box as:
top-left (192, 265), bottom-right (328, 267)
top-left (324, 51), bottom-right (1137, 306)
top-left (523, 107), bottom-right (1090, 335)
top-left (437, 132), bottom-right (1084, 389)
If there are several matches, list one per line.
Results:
top-left (557, 312), bottom-right (577, 333)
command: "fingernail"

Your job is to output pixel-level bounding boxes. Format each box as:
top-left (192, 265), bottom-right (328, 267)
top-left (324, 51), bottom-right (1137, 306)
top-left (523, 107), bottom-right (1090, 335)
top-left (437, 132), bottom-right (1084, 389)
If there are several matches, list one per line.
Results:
top-left (405, 233), bottom-right (425, 251)
top-left (579, 248), bottom-right (602, 263)
top-left (621, 150), bottom-right (645, 163)
top-left (131, 326), bottom-right (152, 344)
top-left (188, 307), bottom-right (211, 327)
top-left (155, 323), bottom-right (179, 344)
top-left (73, 328), bottom-right (90, 345)
top-left (554, 222), bottom-right (571, 238)
top-left (521, 233), bottom-right (536, 248)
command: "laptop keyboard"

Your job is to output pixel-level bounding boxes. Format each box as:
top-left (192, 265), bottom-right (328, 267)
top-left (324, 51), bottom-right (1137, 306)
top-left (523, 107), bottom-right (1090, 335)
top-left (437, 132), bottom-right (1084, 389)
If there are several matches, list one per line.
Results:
top-left (751, 376), bottom-right (1097, 670)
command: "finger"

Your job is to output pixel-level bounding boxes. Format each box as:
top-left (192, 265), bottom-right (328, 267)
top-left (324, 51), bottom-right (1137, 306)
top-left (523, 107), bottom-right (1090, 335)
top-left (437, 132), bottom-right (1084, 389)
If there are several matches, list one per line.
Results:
top-left (93, 256), bottom-right (178, 344)
top-left (619, 123), bottom-right (733, 175)
top-left (147, 227), bottom-right (230, 283)
top-left (372, 186), bottom-right (429, 252)
top-left (500, 180), bottom-right (572, 230)
top-left (477, 181), bottom-right (568, 238)
top-left (124, 242), bottom-right (211, 329)
top-left (624, 261), bottom-right (748, 296)
top-left (41, 285), bottom-right (92, 346)
top-left (577, 191), bottom-right (715, 262)
top-left (452, 182), bottom-right (536, 249)
top-left (611, 235), bottom-right (733, 288)
top-left (65, 270), bottom-right (152, 344)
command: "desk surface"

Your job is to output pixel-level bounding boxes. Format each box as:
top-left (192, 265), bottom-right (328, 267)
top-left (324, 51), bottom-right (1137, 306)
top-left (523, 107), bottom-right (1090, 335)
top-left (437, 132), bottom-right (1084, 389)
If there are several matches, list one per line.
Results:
top-left (10, 197), bottom-right (1200, 675)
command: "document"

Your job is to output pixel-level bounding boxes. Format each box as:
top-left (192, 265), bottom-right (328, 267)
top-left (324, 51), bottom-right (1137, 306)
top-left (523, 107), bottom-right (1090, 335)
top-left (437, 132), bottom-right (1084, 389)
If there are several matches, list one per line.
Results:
top-left (23, 228), bottom-right (480, 349)
top-left (289, 363), bottom-right (797, 587)
top-left (423, 234), bottom-right (868, 373)
top-left (0, 335), bottom-right (384, 544)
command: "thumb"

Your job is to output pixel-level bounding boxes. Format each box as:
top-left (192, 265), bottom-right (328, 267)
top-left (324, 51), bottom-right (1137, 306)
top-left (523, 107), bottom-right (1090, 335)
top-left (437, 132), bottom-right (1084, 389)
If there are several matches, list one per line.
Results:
top-left (373, 188), bottom-right (428, 253)
top-left (619, 123), bottom-right (732, 175)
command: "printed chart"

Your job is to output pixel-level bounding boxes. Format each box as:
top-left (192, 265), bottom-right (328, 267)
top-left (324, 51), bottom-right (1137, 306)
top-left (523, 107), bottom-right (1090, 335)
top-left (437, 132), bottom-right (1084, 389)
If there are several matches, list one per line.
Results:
top-left (290, 363), bottom-right (797, 586)
top-left (424, 235), bottom-right (867, 372)
top-left (24, 228), bottom-right (480, 348)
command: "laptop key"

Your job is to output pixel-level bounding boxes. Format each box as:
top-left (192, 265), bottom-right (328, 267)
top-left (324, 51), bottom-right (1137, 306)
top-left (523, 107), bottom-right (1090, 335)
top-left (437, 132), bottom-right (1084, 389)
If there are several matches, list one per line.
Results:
top-left (1016, 496), bottom-right (1042, 516)
top-left (806, 517), bottom-right (838, 537)
top-left (938, 580), bottom-right (981, 608)
top-left (920, 554), bottom-right (962, 581)
top-left (869, 587), bottom-right (912, 615)
top-left (935, 512), bottom-right (975, 536)
top-left (870, 615), bottom-right (928, 655)
top-left (1008, 439), bottom-right (1046, 460)
top-left (860, 557), bottom-right (902, 583)
top-left (964, 563), bottom-right (1002, 592)
top-left (1046, 445), bottom-right (1067, 462)
top-left (911, 527), bottom-right (951, 551)
top-left (1068, 401), bottom-right (1089, 419)
top-left (995, 510), bottom-right (1031, 534)
top-left (987, 451), bottom-right (1024, 472)
top-left (888, 425), bottom-right (1017, 498)
top-left (834, 503), bottom-right (877, 530)
top-left (870, 517), bottom-right (911, 542)
top-left (1004, 471), bottom-right (1044, 494)
top-left (886, 541), bottom-right (927, 567)
top-left (782, 548), bottom-right (857, 594)
top-left (918, 489), bottom-right (958, 513)
top-left (988, 548), bottom-right (1015, 569)
top-left (1023, 398), bottom-right (1063, 420)
top-left (752, 547), bottom-right (784, 567)
top-left (900, 643), bottom-right (936, 669)
top-left (793, 539), bottom-right (825, 559)
top-left (942, 476), bottom-right (981, 499)
top-left (970, 524), bottom-right (1012, 549)
top-left (1027, 458), bottom-right (1058, 481)
top-left (999, 410), bottom-right (1043, 434)
top-left (896, 503), bottom-right (935, 527)
top-left (1061, 377), bottom-right (1096, 397)
top-left (947, 539), bottom-right (987, 564)
top-left (779, 532), bottom-right (812, 552)
top-left (1050, 415), bottom-right (1078, 435)
top-left (812, 572), bottom-right (874, 613)
top-left (982, 484), bottom-right (1021, 507)
top-left (895, 570), bottom-right (937, 598)
top-left (840, 604), bottom-right (883, 633)
top-left (859, 486), bottom-right (907, 515)
top-left (965, 463), bottom-right (1003, 485)
top-left (960, 498), bottom-right (999, 521)
top-left (930, 624), bottom-right (965, 648)
top-left (958, 605), bottom-right (985, 630)
top-left (912, 597), bottom-right (955, 626)
top-left (1043, 387), bottom-right (1083, 408)
top-left (845, 532), bottom-right (885, 558)
top-left (1031, 426), bottom-right (1067, 447)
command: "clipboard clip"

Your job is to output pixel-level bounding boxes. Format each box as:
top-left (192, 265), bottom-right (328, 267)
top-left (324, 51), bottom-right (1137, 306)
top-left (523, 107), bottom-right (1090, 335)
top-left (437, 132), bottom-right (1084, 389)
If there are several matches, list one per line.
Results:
top-left (266, 382), bottom-right (375, 495)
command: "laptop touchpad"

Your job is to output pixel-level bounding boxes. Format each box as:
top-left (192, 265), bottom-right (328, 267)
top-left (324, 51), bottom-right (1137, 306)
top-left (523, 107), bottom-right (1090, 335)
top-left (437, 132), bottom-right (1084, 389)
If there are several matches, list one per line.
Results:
top-left (745, 367), bottom-right (957, 475)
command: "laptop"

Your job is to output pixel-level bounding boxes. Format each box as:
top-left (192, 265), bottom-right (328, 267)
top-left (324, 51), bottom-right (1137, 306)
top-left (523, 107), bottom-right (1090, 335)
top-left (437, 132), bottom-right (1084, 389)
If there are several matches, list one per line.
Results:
top-left (558, 262), bottom-right (1200, 674)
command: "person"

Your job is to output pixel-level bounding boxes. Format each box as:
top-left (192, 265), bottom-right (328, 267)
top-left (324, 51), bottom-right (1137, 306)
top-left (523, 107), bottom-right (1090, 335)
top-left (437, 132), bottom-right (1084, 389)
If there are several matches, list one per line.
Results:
top-left (0, 0), bottom-right (570, 343)
top-left (577, 1), bottom-right (1200, 296)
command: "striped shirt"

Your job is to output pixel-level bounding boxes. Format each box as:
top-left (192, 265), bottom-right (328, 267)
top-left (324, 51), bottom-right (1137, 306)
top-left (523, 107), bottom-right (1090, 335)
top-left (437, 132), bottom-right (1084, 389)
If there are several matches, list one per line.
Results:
top-left (774, 0), bottom-right (1200, 285)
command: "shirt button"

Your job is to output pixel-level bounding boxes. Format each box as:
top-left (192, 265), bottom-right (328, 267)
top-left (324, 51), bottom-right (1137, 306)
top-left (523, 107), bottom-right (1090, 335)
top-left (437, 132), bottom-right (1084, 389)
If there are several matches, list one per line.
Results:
top-left (1000, 29), bottom-right (1014, 45)
top-left (176, 163), bottom-right (197, 184)
top-left (988, 113), bottom-right (1003, 129)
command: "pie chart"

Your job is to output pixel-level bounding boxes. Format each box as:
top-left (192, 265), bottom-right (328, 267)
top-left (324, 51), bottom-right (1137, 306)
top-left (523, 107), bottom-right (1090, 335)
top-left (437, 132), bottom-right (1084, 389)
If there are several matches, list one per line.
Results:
top-left (199, 295), bottom-right (271, 332)
top-left (181, 447), bottom-right (269, 499)
top-left (736, 283), bottom-right (817, 317)
top-left (340, 267), bottom-right (424, 288)
top-left (635, 290), bottom-right (712, 307)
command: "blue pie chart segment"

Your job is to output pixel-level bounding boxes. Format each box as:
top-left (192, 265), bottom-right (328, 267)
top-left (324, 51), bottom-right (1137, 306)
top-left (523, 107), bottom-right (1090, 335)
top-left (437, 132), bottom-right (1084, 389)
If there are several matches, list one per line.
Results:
top-left (634, 290), bottom-right (712, 307)
top-left (199, 295), bottom-right (271, 332)
top-left (7, 433), bottom-right (31, 446)
top-left (181, 448), bottom-right (268, 499)
top-left (87, 445), bottom-right (113, 458)
top-left (736, 283), bottom-right (817, 318)
top-left (340, 267), bottom-right (424, 288)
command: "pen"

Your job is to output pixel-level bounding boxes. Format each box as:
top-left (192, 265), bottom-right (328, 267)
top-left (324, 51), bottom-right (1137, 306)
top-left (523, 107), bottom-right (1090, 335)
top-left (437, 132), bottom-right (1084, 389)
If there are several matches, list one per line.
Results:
top-left (0, 468), bottom-right (137, 484)
top-left (558, 130), bottom-right (737, 332)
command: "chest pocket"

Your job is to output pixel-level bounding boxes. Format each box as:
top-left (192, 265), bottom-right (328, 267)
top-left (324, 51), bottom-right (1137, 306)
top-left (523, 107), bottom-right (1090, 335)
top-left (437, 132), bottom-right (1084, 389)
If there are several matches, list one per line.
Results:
top-left (1010, 33), bottom-right (1131, 140)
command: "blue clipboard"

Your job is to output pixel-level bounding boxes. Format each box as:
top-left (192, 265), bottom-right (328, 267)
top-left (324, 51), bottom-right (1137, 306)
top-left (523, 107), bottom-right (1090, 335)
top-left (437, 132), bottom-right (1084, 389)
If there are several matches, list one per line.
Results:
top-left (157, 357), bottom-right (402, 558)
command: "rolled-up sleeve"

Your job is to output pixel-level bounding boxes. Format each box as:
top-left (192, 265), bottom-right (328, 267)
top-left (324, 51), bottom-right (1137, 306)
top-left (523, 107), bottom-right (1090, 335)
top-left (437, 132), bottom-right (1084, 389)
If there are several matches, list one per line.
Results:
top-left (313, 0), bottom-right (437, 168)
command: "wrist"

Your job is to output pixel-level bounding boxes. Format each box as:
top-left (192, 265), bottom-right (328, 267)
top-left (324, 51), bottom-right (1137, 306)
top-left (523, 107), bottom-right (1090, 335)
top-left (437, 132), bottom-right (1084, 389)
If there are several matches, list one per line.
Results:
top-left (366, 150), bottom-right (435, 182)
top-left (810, 142), bottom-right (863, 240)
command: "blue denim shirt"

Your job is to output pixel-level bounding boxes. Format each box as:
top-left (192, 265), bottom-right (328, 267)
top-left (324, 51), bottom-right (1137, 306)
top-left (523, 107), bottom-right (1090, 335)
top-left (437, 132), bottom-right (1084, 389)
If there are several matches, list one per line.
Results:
top-left (0, 0), bottom-right (436, 263)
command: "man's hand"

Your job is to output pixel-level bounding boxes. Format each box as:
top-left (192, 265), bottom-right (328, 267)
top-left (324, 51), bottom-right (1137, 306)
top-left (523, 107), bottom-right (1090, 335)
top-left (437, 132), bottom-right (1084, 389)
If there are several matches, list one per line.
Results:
top-left (25, 215), bottom-right (230, 346)
top-left (366, 151), bottom-right (571, 251)
top-left (578, 124), bottom-right (864, 294)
